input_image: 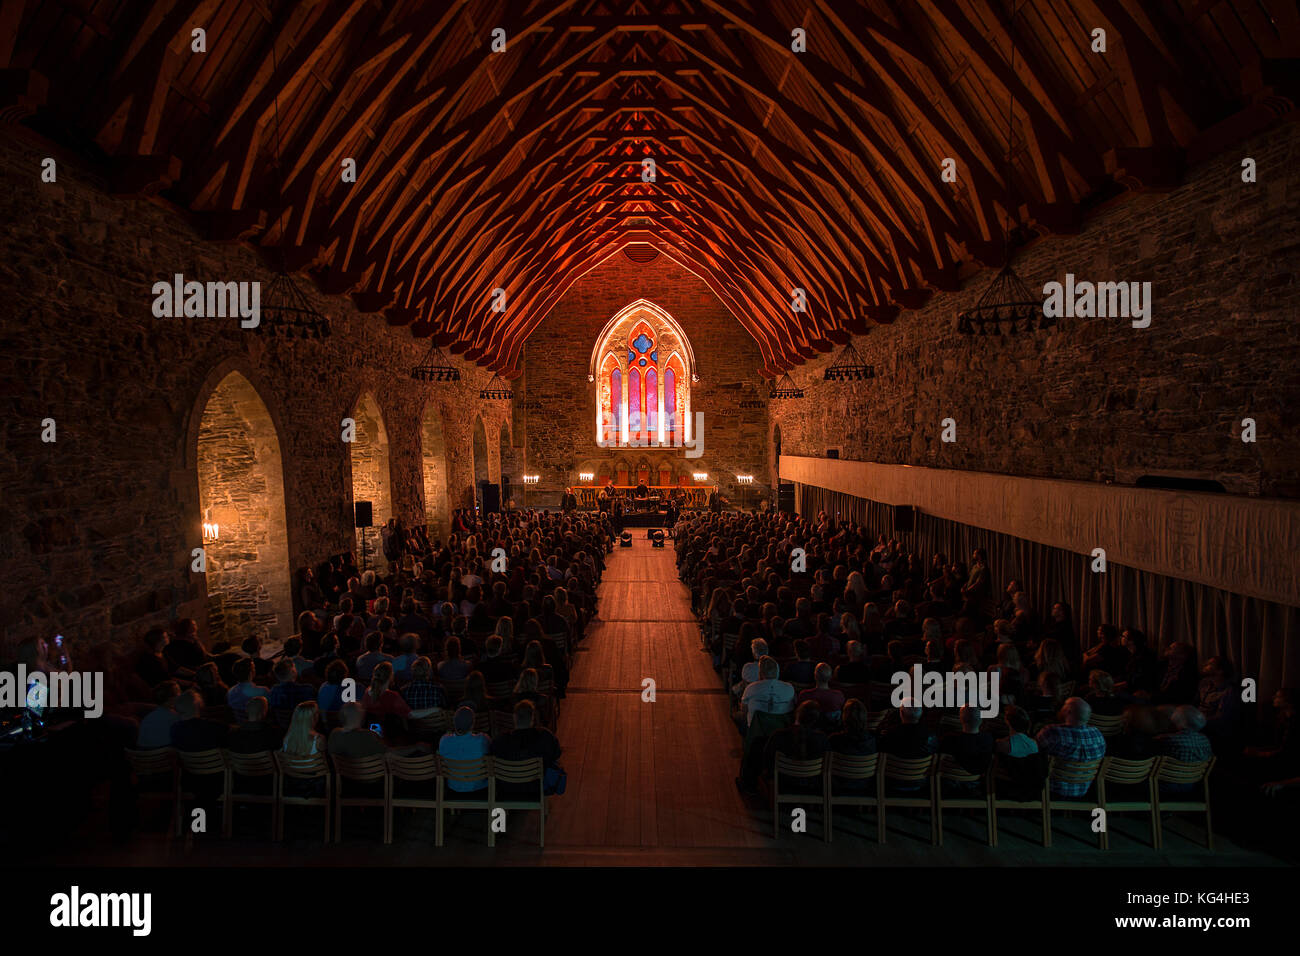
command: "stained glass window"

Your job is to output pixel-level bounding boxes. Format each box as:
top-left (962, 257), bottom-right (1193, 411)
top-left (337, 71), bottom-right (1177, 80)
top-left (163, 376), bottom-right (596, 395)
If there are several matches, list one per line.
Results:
top-left (646, 367), bottom-right (657, 434)
top-left (628, 367), bottom-right (641, 439)
top-left (592, 305), bottom-right (692, 449)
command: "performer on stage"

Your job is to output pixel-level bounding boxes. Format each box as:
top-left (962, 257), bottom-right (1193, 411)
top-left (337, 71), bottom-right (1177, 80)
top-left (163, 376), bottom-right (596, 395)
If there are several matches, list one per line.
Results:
top-left (562, 486), bottom-right (578, 514)
top-left (598, 480), bottom-right (616, 514)
top-left (707, 488), bottom-right (722, 513)
top-left (634, 478), bottom-right (649, 499)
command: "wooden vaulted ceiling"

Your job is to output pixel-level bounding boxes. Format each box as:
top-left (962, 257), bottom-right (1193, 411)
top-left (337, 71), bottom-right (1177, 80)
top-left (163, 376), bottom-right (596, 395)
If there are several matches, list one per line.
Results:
top-left (4, 0), bottom-right (1298, 375)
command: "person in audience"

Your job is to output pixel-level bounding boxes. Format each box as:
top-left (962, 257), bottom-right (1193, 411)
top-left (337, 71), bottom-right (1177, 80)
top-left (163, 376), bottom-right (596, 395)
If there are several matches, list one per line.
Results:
top-left (461, 671), bottom-right (491, 713)
top-left (733, 638), bottom-right (768, 695)
top-left (312, 633), bottom-right (341, 680)
top-left (1154, 641), bottom-right (1199, 705)
top-left (362, 661), bottom-right (410, 721)
top-left (1083, 624), bottom-right (1128, 678)
top-left (269, 659), bottom-right (315, 711)
top-left (834, 640), bottom-right (871, 685)
top-left (521, 640), bottom-right (555, 692)
top-left (136, 681), bottom-right (181, 749)
top-left (474, 635), bottom-right (519, 685)
top-left (879, 699), bottom-right (937, 759)
top-left (170, 689), bottom-right (229, 752)
top-left (1108, 704), bottom-right (1160, 759)
top-left (390, 633), bottom-right (420, 681)
top-left (282, 636), bottom-right (312, 679)
top-left (797, 663), bottom-right (845, 725)
top-left (782, 640), bottom-right (816, 684)
top-left (995, 705), bottom-right (1038, 756)
top-left (134, 627), bottom-right (172, 690)
top-left (402, 656), bottom-right (446, 717)
top-left (739, 656), bottom-right (796, 727)
top-left (438, 706), bottom-right (491, 793)
top-left (226, 658), bottom-right (268, 722)
top-left (1035, 698), bottom-right (1106, 796)
top-left (328, 701), bottom-right (388, 758)
top-left (1158, 704), bottom-right (1214, 764)
top-left (316, 659), bottom-right (350, 714)
top-left (165, 618), bottom-right (207, 674)
top-left (1119, 628), bottom-right (1158, 696)
top-left (281, 701), bottom-right (324, 757)
top-left (227, 696), bottom-right (282, 753)
top-left (438, 636), bottom-right (472, 681)
top-left (1197, 655), bottom-right (1241, 744)
top-left (827, 698), bottom-right (877, 756)
top-left (1033, 639), bottom-right (1073, 684)
top-left (1042, 601), bottom-right (1078, 660)
top-left (194, 662), bottom-right (229, 708)
top-left (491, 700), bottom-right (564, 795)
top-left (354, 631), bottom-right (392, 683)
top-left (940, 704), bottom-right (995, 777)
top-left (395, 599), bottom-right (434, 646)
top-left (762, 701), bottom-right (829, 792)
top-left (1085, 669), bottom-right (1126, 716)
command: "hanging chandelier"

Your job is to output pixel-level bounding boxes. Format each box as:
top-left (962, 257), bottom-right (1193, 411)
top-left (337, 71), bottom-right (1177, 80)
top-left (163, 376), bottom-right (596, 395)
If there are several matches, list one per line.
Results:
top-left (956, 263), bottom-right (1048, 335)
top-left (479, 373), bottom-right (513, 400)
top-left (261, 270), bottom-right (332, 338)
top-left (769, 372), bottom-right (805, 399)
top-left (823, 341), bottom-right (875, 381)
top-left (411, 340), bottom-right (460, 382)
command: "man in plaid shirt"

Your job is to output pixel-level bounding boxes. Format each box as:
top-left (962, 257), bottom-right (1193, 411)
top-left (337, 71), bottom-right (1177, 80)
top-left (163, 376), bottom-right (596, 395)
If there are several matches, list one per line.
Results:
top-left (1036, 698), bottom-right (1107, 796)
top-left (1158, 705), bottom-right (1213, 763)
top-left (401, 656), bottom-right (447, 716)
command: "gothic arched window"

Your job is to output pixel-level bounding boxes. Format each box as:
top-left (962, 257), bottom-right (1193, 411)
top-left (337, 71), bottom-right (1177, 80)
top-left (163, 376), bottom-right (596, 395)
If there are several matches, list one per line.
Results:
top-left (590, 299), bottom-right (696, 449)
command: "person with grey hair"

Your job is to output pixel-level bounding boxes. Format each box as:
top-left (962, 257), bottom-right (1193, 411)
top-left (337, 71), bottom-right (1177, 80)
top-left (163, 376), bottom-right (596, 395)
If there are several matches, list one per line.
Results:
top-left (739, 656), bottom-right (796, 727)
top-left (1158, 704), bottom-right (1213, 763)
top-left (834, 640), bottom-right (871, 684)
top-left (1035, 696), bottom-right (1107, 796)
top-left (939, 704), bottom-right (995, 777)
top-left (797, 662), bottom-right (845, 725)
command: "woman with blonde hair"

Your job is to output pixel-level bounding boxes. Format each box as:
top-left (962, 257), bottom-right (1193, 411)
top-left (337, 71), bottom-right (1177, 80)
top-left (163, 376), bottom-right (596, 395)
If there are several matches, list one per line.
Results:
top-left (281, 701), bottom-right (323, 756)
top-left (362, 661), bottom-right (410, 719)
top-left (494, 615), bottom-right (515, 655)
top-left (554, 586), bottom-right (579, 632)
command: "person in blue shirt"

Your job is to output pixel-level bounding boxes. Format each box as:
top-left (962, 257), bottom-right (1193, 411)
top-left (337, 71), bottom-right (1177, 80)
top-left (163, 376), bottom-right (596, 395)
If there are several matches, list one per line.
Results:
top-left (438, 706), bottom-right (490, 793)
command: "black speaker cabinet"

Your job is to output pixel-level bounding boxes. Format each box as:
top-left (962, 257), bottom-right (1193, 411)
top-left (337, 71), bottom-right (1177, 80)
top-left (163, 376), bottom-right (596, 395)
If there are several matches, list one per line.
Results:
top-left (777, 482), bottom-right (796, 514)
top-left (354, 501), bottom-right (373, 528)
top-left (480, 481), bottom-right (501, 514)
top-left (892, 504), bottom-right (915, 533)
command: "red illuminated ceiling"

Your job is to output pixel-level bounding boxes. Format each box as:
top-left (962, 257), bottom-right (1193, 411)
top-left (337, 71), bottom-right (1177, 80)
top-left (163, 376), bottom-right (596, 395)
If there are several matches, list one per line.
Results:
top-left (5, 0), bottom-right (1296, 375)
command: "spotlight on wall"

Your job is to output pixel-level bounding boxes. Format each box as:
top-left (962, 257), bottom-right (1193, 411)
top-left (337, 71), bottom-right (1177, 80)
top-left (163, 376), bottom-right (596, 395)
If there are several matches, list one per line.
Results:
top-left (736, 475), bottom-right (754, 484)
top-left (578, 472), bottom-right (594, 482)
top-left (521, 475), bottom-right (540, 484)
top-left (692, 472), bottom-right (708, 481)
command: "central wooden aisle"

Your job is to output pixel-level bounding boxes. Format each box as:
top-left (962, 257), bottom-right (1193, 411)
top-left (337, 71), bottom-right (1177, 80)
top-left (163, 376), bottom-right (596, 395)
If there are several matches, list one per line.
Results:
top-left (544, 534), bottom-right (770, 854)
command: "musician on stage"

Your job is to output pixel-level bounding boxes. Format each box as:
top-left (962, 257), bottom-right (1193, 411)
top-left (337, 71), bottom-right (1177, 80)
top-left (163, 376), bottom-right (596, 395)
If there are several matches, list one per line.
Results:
top-left (598, 480), bottom-right (616, 514)
top-left (634, 478), bottom-right (649, 499)
top-left (562, 486), bottom-right (578, 514)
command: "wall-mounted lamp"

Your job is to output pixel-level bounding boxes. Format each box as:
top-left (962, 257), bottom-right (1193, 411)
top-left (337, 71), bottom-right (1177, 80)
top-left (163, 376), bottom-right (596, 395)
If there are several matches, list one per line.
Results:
top-left (578, 472), bottom-right (594, 482)
top-left (736, 475), bottom-right (754, 484)
top-left (522, 475), bottom-right (540, 484)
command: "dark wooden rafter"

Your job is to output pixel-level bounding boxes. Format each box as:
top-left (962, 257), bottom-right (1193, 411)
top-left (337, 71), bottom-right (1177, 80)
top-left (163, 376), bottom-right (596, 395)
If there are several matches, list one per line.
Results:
top-left (11, 0), bottom-right (1279, 374)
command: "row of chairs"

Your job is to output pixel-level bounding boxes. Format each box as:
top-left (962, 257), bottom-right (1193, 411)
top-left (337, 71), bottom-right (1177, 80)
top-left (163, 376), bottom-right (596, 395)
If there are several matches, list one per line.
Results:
top-left (124, 747), bottom-right (547, 846)
top-left (772, 752), bottom-right (1216, 850)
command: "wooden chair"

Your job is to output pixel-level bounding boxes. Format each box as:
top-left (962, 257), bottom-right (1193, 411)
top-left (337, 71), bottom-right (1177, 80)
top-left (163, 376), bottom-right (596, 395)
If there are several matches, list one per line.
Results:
top-left (175, 748), bottom-right (230, 838)
top-left (771, 754), bottom-right (826, 839)
top-left (1097, 756), bottom-right (1159, 850)
top-left (878, 754), bottom-right (937, 844)
top-left (1044, 756), bottom-right (1105, 848)
top-left (486, 680), bottom-right (516, 699)
top-left (932, 755), bottom-right (995, 846)
top-left (1089, 713), bottom-right (1124, 737)
top-left (824, 752), bottom-right (880, 844)
top-left (332, 754), bottom-right (391, 843)
top-left (123, 747), bottom-right (179, 834)
top-left (869, 681), bottom-right (894, 711)
top-left (1155, 756), bottom-right (1216, 850)
top-left (225, 750), bottom-right (277, 839)
top-left (472, 710), bottom-right (493, 735)
top-left (436, 755), bottom-right (493, 847)
top-left (991, 753), bottom-right (1050, 847)
top-left (387, 752), bottom-right (440, 845)
top-left (490, 756), bottom-right (547, 847)
top-left (273, 751), bottom-right (331, 842)
top-left (545, 631), bottom-right (569, 659)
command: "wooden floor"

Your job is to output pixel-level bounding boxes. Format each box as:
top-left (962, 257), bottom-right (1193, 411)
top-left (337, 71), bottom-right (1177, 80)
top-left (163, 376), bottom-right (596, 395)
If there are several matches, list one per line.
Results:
top-left (43, 535), bottom-right (1289, 867)
top-left (543, 538), bottom-right (765, 850)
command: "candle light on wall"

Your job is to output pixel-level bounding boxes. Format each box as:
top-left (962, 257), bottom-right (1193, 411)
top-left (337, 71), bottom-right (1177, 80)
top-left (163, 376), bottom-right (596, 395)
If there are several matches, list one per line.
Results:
top-left (736, 475), bottom-right (754, 484)
top-left (522, 475), bottom-right (540, 484)
top-left (202, 508), bottom-right (219, 542)
top-left (692, 472), bottom-right (708, 481)
top-left (578, 472), bottom-right (594, 482)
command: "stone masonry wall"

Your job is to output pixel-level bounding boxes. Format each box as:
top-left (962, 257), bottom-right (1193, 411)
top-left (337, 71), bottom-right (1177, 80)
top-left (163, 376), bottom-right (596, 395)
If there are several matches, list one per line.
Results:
top-left (0, 129), bottom-right (509, 656)
top-left (771, 122), bottom-right (1300, 499)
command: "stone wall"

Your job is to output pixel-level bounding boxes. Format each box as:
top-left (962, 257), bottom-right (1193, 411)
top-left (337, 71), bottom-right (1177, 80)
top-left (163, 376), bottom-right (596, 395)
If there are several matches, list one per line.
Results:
top-left (771, 122), bottom-right (1300, 500)
top-left (0, 129), bottom-right (510, 656)
top-left (519, 249), bottom-right (770, 506)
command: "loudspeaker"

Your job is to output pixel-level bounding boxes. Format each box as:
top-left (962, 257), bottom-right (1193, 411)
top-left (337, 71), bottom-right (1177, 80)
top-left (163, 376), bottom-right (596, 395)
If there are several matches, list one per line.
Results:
top-left (891, 504), bottom-right (915, 533)
top-left (354, 501), bottom-right (373, 528)
top-left (777, 483), bottom-right (795, 514)
top-left (500, 474), bottom-right (512, 507)
top-left (479, 481), bottom-right (500, 514)
top-left (827, 448), bottom-right (840, 459)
